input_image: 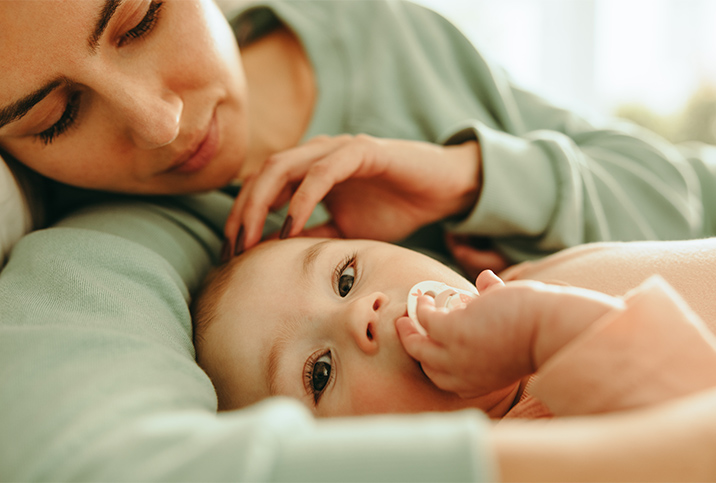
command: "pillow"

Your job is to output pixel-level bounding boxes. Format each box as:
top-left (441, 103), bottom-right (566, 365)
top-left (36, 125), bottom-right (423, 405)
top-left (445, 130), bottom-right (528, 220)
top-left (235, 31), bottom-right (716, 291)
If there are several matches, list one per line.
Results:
top-left (0, 156), bottom-right (35, 268)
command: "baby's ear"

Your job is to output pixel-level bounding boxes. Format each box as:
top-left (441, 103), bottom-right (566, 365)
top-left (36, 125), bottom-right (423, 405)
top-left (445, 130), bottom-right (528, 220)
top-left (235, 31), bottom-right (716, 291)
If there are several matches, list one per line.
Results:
top-left (475, 270), bottom-right (505, 294)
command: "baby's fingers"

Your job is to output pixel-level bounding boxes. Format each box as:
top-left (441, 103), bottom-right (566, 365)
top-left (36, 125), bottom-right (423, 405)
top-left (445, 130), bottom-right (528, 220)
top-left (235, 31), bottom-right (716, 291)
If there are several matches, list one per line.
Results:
top-left (395, 316), bottom-right (453, 373)
top-left (418, 366), bottom-right (478, 397)
top-left (413, 295), bottom-right (458, 344)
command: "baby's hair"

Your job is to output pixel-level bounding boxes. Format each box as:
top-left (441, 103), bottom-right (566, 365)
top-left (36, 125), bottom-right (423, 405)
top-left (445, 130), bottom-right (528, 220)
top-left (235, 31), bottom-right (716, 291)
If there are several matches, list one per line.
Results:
top-left (191, 256), bottom-right (243, 348)
top-left (191, 241), bottom-right (274, 352)
top-left (190, 242), bottom-right (276, 410)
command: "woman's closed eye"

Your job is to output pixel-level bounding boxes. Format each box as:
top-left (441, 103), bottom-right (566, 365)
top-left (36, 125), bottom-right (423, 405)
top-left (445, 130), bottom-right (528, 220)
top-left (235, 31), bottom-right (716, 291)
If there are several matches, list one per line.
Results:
top-left (37, 91), bottom-right (81, 145)
top-left (304, 350), bottom-right (333, 404)
top-left (35, 1), bottom-right (165, 146)
top-left (118, 1), bottom-right (164, 47)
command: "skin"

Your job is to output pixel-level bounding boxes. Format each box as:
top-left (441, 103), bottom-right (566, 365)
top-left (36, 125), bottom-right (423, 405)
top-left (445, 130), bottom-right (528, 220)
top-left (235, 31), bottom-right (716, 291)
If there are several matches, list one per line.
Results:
top-left (0, 0), bottom-right (313, 194)
top-left (0, 0), bottom-right (482, 261)
top-left (197, 237), bottom-right (521, 418)
top-left (399, 273), bottom-right (624, 399)
top-left (493, 386), bottom-right (716, 482)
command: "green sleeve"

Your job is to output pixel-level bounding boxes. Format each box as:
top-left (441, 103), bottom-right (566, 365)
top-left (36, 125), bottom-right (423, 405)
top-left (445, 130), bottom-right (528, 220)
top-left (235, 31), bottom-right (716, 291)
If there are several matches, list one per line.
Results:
top-left (0, 195), bottom-right (495, 482)
top-left (441, 63), bottom-right (710, 261)
top-left (224, 0), bottom-right (714, 262)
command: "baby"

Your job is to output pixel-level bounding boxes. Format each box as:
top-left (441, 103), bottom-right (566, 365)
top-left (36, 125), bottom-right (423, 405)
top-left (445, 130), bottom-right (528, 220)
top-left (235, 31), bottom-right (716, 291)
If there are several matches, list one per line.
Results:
top-left (192, 237), bottom-right (716, 418)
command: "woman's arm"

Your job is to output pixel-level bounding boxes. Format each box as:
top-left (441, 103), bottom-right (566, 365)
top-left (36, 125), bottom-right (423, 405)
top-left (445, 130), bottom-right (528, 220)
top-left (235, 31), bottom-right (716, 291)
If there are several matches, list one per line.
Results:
top-left (493, 386), bottom-right (716, 482)
top-left (223, 0), bottom-right (715, 263)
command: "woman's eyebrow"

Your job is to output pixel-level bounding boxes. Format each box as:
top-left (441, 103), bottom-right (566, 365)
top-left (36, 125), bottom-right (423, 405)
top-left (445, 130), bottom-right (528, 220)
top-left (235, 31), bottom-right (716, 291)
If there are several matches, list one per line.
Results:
top-left (0, 0), bottom-right (119, 130)
top-left (0, 79), bottom-right (64, 130)
top-left (88, 0), bottom-right (122, 53)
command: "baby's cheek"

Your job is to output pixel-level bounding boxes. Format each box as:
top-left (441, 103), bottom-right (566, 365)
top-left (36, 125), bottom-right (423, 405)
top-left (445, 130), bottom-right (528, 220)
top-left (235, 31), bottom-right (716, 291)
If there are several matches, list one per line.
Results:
top-left (346, 369), bottom-right (445, 415)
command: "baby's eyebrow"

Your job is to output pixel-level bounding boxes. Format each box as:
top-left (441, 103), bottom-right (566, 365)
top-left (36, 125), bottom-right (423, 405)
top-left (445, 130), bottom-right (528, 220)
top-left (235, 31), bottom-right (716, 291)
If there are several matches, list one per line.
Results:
top-left (301, 239), bottom-right (333, 278)
top-left (266, 314), bottom-right (303, 397)
top-left (267, 333), bottom-right (290, 396)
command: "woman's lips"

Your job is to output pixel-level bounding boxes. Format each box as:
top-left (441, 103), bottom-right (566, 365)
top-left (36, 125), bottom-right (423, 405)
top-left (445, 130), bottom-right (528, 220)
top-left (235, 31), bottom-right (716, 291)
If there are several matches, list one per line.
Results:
top-left (169, 113), bottom-right (219, 174)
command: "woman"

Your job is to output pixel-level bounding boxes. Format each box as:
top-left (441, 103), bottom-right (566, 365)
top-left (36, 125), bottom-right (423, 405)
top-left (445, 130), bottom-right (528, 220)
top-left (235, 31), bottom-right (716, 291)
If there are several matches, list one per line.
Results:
top-left (2, 0), bottom-right (716, 264)
top-left (1, 0), bottom-right (715, 480)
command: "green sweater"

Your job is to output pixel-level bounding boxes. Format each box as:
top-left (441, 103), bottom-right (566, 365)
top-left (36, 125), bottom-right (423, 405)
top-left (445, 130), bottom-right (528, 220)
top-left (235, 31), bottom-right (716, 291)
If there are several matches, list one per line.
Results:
top-left (227, 0), bottom-right (716, 261)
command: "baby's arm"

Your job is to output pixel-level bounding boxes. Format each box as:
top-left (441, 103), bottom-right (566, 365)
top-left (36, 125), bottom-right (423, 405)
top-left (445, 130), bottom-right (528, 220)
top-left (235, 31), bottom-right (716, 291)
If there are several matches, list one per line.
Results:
top-left (396, 270), bottom-right (625, 399)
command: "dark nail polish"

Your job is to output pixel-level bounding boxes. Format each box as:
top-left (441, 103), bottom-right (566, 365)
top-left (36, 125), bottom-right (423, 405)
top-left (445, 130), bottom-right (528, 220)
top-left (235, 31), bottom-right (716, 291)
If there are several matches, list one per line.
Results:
top-left (220, 239), bottom-right (231, 263)
top-left (234, 225), bottom-right (245, 256)
top-left (280, 215), bottom-right (293, 240)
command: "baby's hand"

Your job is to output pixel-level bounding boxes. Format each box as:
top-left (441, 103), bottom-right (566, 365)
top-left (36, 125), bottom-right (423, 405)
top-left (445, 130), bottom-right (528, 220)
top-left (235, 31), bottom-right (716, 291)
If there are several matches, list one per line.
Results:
top-left (395, 271), bottom-right (625, 399)
top-left (396, 271), bottom-right (536, 398)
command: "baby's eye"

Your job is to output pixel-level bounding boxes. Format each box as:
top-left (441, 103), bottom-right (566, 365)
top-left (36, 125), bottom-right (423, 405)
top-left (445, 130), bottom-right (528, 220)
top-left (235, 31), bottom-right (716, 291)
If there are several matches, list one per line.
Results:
top-left (338, 266), bottom-right (355, 297)
top-left (308, 352), bottom-right (332, 403)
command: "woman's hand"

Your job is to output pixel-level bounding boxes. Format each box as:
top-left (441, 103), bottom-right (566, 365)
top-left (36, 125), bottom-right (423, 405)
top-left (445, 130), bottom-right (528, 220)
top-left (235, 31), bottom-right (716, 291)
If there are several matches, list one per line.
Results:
top-left (445, 233), bottom-right (511, 280)
top-left (225, 135), bottom-right (481, 254)
top-left (396, 271), bottom-right (625, 399)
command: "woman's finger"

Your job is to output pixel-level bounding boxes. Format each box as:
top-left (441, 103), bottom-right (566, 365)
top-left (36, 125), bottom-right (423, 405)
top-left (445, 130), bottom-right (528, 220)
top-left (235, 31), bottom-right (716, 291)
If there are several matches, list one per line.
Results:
top-left (281, 144), bottom-right (376, 238)
top-left (297, 222), bottom-right (343, 239)
top-left (235, 137), bottom-right (353, 247)
top-left (446, 236), bottom-right (510, 280)
top-left (225, 176), bottom-right (272, 254)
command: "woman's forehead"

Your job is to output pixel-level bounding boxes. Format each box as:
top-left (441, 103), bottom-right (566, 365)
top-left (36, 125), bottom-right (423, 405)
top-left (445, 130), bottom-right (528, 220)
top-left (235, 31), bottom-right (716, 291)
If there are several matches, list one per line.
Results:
top-left (0, 1), bottom-right (95, 108)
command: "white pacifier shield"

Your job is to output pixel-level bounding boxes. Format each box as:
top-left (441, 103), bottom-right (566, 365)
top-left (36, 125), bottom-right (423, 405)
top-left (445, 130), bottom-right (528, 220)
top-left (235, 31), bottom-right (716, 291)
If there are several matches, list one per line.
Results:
top-left (406, 280), bottom-right (476, 333)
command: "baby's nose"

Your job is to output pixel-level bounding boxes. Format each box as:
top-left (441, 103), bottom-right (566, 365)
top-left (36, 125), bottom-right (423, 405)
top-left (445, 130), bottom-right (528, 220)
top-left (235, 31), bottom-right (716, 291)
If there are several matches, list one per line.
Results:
top-left (347, 292), bottom-right (390, 355)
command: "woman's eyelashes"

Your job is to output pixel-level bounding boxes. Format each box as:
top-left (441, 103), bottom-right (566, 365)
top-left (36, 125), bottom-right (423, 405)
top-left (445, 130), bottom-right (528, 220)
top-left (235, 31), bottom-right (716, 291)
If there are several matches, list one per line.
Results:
top-left (118, 1), bottom-right (164, 47)
top-left (334, 253), bottom-right (357, 297)
top-left (304, 350), bottom-right (332, 404)
top-left (37, 91), bottom-right (81, 145)
top-left (35, 1), bottom-right (165, 145)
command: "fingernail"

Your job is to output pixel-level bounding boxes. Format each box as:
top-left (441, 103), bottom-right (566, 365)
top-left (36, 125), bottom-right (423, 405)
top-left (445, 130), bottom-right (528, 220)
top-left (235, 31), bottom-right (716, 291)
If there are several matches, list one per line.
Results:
top-left (220, 239), bottom-right (231, 263)
top-left (279, 215), bottom-right (293, 240)
top-left (234, 225), bottom-right (245, 256)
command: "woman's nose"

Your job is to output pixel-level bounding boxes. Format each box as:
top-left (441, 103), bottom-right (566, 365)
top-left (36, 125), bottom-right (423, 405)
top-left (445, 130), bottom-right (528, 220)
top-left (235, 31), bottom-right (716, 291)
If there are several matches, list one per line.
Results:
top-left (344, 292), bottom-right (390, 355)
top-left (104, 76), bottom-right (182, 149)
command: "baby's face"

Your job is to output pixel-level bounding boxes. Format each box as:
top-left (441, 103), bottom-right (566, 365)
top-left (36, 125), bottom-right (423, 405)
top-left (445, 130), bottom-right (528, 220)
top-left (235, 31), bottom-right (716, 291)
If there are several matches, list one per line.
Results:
top-left (200, 238), bottom-right (516, 417)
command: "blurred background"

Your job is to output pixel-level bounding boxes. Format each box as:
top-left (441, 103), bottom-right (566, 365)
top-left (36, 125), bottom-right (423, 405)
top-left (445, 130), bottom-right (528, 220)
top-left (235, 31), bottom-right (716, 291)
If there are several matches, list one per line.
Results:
top-left (413, 0), bottom-right (716, 145)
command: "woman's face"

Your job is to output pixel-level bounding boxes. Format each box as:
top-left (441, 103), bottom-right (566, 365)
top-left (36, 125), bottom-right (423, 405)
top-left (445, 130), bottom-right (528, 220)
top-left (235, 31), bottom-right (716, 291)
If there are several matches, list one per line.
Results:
top-left (0, 0), bottom-right (248, 194)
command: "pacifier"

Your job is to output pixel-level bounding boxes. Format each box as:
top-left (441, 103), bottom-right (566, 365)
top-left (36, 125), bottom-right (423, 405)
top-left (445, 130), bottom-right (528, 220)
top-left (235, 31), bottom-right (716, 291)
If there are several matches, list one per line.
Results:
top-left (406, 280), bottom-right (477, 334)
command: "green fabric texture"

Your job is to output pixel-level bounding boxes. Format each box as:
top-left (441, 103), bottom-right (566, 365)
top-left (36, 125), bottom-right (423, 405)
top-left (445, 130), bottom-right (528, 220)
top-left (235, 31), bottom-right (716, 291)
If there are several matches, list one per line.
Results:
top-left (0, 192), bottom-right (495, 481)
top-left (228, 0), bottom-right (715, 261)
